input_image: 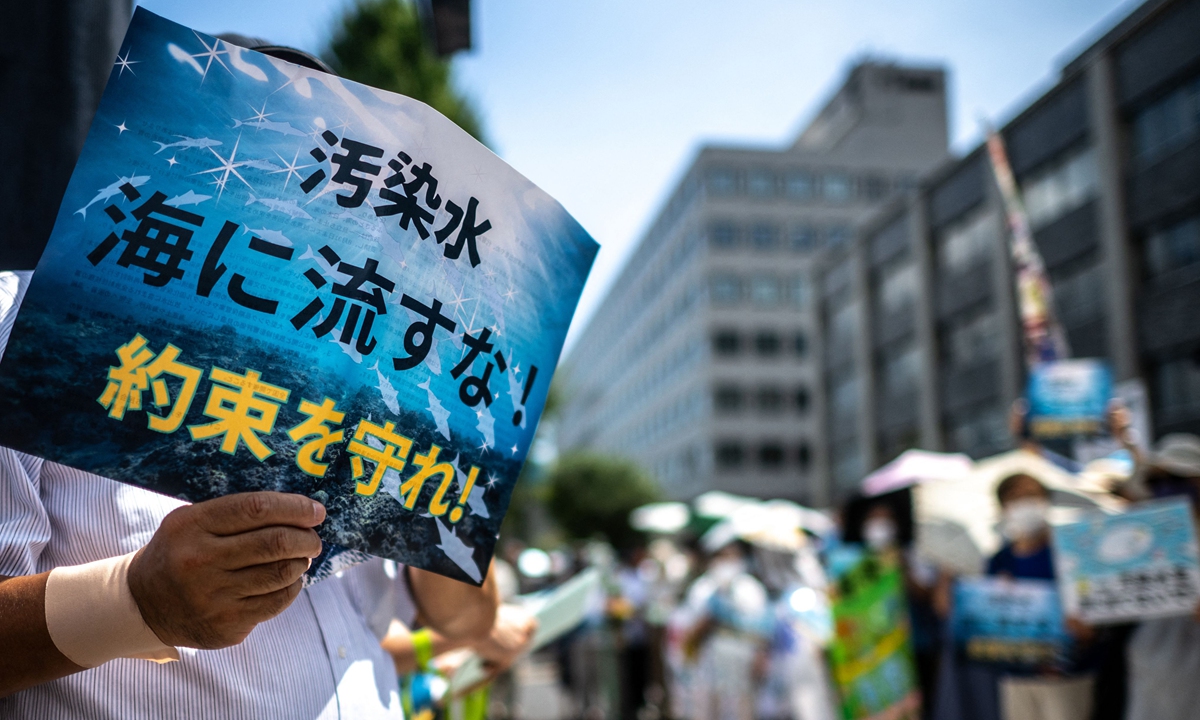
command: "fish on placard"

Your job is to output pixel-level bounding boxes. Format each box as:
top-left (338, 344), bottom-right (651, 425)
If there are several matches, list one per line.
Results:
top-left (245, 193), bottom-right (312, 220)
top-left (153, 135), bottom-right (222, 154)
top-left (75, 175), bottom-right (150, 218)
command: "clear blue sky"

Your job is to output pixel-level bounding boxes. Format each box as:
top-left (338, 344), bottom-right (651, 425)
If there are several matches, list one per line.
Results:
top-left (139, 0), bottom-right (1134, 348)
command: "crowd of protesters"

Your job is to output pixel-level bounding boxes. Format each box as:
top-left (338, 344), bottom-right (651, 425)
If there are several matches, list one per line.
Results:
top-left (536, 416), bottom-right (1200, 720)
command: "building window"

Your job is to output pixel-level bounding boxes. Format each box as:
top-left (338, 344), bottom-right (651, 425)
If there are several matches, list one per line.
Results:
top-left (1021, 145), bottom-right (1097, 230)
top-left (827, 225), bottom-right (852, 248)
top-left (751, 223), bottom-right (779, 250)
top-left (713, 329), bottom-right (741, 356)
top-left (878, 262), bottom-right (918, 314)
top-left (794, 386), bottom-right (810, 413)
top-left (785, 171), bottom-right (814, 199)
top-left (749, 275), bottom-right (780, 306)
top-left (864, 176), bottom-right (888, 201)
top-left (947, 406), bottom-right (1008, 456)
top-left (759, 443), bottom-right (786, 468)
top-left (832, 377), bottom-right (860, 417)
top-left (790, 225), bottom-right (819, 251)
top-left (794, 332), bottom-right (809, 358)
top-left (709, 221), bottom-right (738, 249)
top-left (945, 311), bottom-right (999, 366)
top-left (710, 274), bottom-right (742, 304)
top-left (716, 441), bottom-right (744, 468)
top-left (882, 346), bottom-right (922, 399)
top-left (939, 209), bottom-right (998, 274)
top-left (755, 331), bottom-right (782, 356)
top-left (832, 442), bottom-right (864, 488)
top-left (1133, 74), bottom-right (1200, 165)
top-left (747, 171), bottom-right (775, 197)
top-left (1053, 263), bottom-right (1105, 327)
top-left (757, 386), bottom-right (784, 413)
top-left (824, 173), bottom-right (852, 202)
top-left (714, 385), bottom-right (743, 413)
top-left (1156, 356), bottom-right (1200, 421)
top-left (796, 442), bottom-right (812, 470)
top-left (707, 168), bottom-right (738, 196)
top-left (829, 302), bottom-right (859, 351)
top-left (789, 275), bottom-right (810, 308)
top-left (1146, 215), bottom-right (1200, 279)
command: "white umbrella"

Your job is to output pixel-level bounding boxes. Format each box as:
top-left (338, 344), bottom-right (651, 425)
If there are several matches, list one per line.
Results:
top-left (861, 449), bottom-right (974, 497)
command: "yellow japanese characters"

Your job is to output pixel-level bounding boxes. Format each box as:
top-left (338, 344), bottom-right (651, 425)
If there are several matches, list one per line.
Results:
top-left (98, 334), bottom-right (483, 522)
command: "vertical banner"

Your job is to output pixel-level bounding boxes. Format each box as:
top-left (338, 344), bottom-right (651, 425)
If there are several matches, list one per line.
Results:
top-left (828, 553), bottom-right (921, 720)
top-left (984, 129), bottom-right (1070, 368)
top-left (0, 9), bottom-right (598, 584)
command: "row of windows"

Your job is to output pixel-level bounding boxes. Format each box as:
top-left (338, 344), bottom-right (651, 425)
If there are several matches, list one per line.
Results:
top-left (715, 441), bottom-right (812, 471)
top-left (1145, 214), bottom-right (1200, 280)
top-left (938, 208), bottom-right (999, 274)
top-left (1021, 145), bottom-right (1097, 231)
top-left (712, 328), bottom-right (808, 358)
top-left (708, 221), bottom-right (853, 252)
top-left (714, 385), bottom-right (811, 414)
top-left (707, 167), bottom-right (907, 203)
top-left (1133, 73), bottom-right (1200, 165)
top-left (710, 273), bottom-right (810, 308)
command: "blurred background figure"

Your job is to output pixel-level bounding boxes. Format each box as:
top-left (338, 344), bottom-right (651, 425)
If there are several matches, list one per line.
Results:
top-left (680, 541), bottom-right (774, 720)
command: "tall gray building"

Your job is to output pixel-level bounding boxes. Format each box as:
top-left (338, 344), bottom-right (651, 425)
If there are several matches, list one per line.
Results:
top-left (819, 0), bottom-right (1200, 501)
top-left (558, 62), bottom-right (949, 504)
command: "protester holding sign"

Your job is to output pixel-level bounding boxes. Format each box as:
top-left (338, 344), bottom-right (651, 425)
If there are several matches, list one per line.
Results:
top-left (0, 6), bottom-right (596, 717)
top-left (986, 473), bottom-right (1094, 720)
top-left (1125, 434), bottom-right (1200, 720)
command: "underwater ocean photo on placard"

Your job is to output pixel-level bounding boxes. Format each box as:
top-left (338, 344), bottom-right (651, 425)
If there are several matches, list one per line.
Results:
top-left (0, 8), bottom-right (597, 584)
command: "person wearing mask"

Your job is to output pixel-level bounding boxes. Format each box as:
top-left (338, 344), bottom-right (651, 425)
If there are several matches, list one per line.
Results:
top-left (682, 541), bottom-right (773, 720)
top-left (987, 473), bottom-right (1093, 720)
top-left (848, 491), bottom-right (940, 717)
top-left (1125, 434), bottom-right (1200, 720)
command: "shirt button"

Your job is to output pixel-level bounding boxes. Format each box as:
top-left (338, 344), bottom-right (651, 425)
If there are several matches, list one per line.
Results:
top-left (338, 647), bottom-right (347, 659)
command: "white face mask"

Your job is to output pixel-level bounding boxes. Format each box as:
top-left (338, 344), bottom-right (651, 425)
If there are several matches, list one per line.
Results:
top-left (1001, 498), bottom-right (1050, 540)
top-left (863, 517), bottom-right (898, 551)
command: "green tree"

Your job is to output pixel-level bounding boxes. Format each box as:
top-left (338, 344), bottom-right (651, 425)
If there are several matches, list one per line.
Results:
top-left (325, 0), bottom-right (486, 143)
top-left (544, 453), bottom-right (660, 552)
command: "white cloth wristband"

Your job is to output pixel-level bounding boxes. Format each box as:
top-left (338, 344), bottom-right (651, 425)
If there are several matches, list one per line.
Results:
top-left (44, 550), bottom-right (179, 667)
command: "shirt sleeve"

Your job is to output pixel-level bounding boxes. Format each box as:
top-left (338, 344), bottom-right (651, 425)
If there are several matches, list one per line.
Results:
top-left (0, 272), bottom-right (51, 577)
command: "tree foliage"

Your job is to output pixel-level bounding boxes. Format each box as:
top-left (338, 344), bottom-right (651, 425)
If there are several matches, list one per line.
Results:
top-left (544, 453), bottom-right (660, 551)
top-left (325, 0), bottom-right (485, 143)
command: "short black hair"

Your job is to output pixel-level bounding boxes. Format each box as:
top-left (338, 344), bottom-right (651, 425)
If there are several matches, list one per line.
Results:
top-left (995, 473), bottom-right (1048, 505)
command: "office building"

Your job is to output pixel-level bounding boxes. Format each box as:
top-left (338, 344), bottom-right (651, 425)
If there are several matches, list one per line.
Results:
top-left (820, 0), bottom-right (1200, 501)
top-left (558, 62), bottom-right (950, 504)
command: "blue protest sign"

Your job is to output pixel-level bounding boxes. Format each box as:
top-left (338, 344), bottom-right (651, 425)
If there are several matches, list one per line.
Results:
top-left (1026, 359), bottom-right (1113, 439)
top-left (1052, 498), bottom-right (1200, 623)
top-left (0, 9), bottom-right (597, 584)
top-left (951, 577), bottom-right (1070, 669)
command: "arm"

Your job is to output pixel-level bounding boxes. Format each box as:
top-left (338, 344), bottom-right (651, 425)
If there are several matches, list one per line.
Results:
top-left (1, 491), bottom-right (325, 698)
top-left (0, 573), bottom-right (85, 697)
top-left (380, 620), bottom-right (466, 676)
top-left (407, 560), bottom-right (500, 643)
top-left (382, 604), bottom-right (536, 684)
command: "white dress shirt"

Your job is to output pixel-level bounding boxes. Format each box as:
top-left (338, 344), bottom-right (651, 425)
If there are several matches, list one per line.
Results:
top-left (0, 271), bottom-right (413, 719)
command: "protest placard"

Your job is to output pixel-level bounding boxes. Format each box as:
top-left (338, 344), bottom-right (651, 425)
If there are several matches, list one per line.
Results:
top-left (1026, 359), bottom-right (1112, 439)
top-left (827, 553), bottom-right (921, 720)
top-left (0, 9), bottom-right (597, 584)
top-left (951, 577), bottom-right (1069, 670)
top-left (1052, 498), bottom-right (1200, 624)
